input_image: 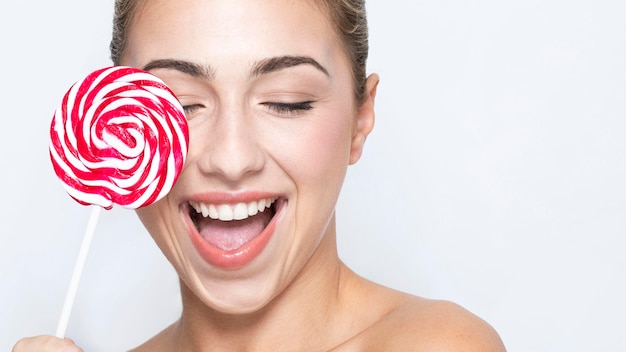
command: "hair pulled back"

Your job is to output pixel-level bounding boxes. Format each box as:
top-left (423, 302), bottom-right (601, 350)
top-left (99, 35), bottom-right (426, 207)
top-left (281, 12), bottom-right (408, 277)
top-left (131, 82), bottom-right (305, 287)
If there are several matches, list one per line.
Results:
top-left (110, 0), bottom-right (369, 104)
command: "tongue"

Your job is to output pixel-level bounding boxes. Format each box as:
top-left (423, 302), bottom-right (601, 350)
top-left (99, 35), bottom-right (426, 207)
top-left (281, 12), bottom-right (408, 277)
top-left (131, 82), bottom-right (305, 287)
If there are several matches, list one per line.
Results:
top-left (198, 210), bottom-right (271, 251)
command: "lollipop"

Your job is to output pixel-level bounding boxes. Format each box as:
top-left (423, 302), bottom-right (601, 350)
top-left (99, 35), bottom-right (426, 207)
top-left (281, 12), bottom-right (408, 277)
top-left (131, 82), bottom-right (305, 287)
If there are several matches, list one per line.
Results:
top-left (50, 66), bottom-right (188, 209)
top-left (48, 66), bottom-right (189, 337)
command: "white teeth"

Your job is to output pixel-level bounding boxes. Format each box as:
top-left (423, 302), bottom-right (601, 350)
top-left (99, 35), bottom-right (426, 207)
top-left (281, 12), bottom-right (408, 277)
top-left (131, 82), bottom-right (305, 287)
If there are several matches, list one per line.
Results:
top-left (208, 204), bottom-right (218, 219)
top-left (190, 197), bottom-right (277, 222)
top-left (218, 204), bottom-right (233, 221)
top-left (233, 203), bottom-right (248, 220)
top-left (200, 203), bottom-right (209, 218)
top-left (247, 201), bottom-right (259, 216)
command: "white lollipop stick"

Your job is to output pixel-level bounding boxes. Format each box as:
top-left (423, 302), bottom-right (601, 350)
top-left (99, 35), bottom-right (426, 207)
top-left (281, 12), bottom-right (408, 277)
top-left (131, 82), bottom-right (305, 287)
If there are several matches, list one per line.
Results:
top-left (55, 206), bottom-right (102, 338)
top-left (49, 66), bottom-right (188, 338)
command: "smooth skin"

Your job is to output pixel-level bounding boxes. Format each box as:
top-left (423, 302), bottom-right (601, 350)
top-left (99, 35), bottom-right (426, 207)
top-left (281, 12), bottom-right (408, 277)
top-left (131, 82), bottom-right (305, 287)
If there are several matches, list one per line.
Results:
top-left (14, 0), bottom-right (506, 351)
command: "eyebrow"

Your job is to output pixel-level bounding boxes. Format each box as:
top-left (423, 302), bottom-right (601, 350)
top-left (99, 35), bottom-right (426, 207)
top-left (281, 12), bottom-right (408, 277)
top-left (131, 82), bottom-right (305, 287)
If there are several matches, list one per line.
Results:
top-left (250, 55), bottom-right (330, 77)
top-left (142, 55), bottom-right (329, 81)
top-left (142, 59), bottom-right (215, 80)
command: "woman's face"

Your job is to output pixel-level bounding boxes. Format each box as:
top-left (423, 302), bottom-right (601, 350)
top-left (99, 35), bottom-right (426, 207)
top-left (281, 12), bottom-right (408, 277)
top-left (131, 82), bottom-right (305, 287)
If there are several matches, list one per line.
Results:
top-left (124, 0), bottom-right (376, 313)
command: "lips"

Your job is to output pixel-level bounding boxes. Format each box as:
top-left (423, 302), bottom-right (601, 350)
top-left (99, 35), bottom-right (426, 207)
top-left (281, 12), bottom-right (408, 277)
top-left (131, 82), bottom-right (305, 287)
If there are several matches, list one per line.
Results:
top-left (183, 195), bottom-right (285, 269)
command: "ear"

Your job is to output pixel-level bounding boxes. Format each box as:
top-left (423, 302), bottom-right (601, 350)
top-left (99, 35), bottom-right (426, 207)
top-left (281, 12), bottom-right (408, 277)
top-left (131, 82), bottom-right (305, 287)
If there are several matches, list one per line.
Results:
top-left (349, 73), bottom-right (379, 165)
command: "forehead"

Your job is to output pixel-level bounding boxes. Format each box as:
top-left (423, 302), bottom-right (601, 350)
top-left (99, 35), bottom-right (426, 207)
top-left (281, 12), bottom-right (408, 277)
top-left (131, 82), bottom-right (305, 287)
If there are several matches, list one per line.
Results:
top-left (123, 0), bottom-right (342, 70)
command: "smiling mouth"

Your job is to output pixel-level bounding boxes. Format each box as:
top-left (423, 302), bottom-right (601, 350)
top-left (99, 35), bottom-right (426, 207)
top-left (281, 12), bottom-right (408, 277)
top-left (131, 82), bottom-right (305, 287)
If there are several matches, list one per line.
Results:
top-left (188, 197), bottom-right (278, 251)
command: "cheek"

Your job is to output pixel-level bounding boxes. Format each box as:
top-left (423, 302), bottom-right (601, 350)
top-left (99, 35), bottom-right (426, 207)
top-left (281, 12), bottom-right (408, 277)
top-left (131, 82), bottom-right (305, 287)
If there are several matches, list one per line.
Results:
top-left (307, 121), bottom-right (351, 175)
top-left (135, 206), bottom-right (158, 234)
top-left (135, 202), bottom-right (178, 257)
top-left (272, 109), bottom-right (354, 191)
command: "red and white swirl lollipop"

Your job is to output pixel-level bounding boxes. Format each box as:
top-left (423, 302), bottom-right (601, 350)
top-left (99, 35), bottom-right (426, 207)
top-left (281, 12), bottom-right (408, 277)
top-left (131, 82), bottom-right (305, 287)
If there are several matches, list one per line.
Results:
top-left (50, 66), bottom-right (188, 209)
top-left (48, 66), bottom-right (188, 337)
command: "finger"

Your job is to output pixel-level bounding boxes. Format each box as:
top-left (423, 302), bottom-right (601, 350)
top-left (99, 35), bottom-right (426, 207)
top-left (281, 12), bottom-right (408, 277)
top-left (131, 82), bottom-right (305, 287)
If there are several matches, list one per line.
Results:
top-left (12, 335), bottom-right (83, 352)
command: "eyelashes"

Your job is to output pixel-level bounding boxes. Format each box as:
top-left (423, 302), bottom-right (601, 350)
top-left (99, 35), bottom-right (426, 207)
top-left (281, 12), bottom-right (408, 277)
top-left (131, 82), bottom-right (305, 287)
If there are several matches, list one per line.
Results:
top-left (181, 101), bottom-right (314, 119)
top-left (262, 101), bottom-right (313, 116)
top-left (182, 104), bottom-right (203, 116)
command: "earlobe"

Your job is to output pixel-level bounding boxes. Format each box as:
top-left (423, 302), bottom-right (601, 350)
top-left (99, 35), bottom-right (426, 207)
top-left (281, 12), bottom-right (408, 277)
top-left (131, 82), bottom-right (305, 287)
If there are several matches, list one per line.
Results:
top-left (349, 73), bottom-right (379, 165)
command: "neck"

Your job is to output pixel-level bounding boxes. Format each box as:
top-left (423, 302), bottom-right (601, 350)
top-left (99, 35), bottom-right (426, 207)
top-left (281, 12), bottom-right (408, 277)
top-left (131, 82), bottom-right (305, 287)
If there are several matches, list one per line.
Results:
top-left (171, 218), bottom-right (359, 351)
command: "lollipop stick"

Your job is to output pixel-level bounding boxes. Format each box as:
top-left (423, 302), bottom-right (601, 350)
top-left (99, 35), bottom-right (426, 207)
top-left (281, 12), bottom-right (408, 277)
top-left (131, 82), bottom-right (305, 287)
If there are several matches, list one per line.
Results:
top-left (55, 205), bottom-right (102, 338)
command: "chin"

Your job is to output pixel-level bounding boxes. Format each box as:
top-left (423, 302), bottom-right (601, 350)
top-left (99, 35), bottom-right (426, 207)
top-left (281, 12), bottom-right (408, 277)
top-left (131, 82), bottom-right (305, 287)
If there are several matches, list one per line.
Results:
top-left (191, 278), bottom-right (282, 316)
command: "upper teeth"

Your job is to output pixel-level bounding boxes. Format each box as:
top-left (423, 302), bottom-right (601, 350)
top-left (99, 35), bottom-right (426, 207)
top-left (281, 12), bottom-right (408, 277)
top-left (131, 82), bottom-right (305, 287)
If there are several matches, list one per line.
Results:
top-left (189, 197), bottom-right (277, 221)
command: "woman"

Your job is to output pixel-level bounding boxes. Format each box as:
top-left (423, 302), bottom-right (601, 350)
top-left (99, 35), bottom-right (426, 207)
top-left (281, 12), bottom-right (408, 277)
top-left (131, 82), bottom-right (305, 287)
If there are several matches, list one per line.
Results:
top-left (14, 0), bottom-right (506, 350)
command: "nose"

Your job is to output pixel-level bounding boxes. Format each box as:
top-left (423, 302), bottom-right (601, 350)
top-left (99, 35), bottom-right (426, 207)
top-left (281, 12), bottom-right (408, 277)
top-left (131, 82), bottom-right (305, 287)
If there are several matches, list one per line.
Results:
top-left (193, 105), bottom-right (265, 182)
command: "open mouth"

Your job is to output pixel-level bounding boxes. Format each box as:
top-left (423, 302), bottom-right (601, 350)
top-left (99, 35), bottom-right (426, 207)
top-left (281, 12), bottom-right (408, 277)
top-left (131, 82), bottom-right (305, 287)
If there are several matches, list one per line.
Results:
top-left (188, 197), bottom-right (279, 251)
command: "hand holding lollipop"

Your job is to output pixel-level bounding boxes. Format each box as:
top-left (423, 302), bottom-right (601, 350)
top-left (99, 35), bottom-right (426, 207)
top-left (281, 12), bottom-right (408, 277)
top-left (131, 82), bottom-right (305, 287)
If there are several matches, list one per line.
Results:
top-left (49, 66), bottom-right (188, 337)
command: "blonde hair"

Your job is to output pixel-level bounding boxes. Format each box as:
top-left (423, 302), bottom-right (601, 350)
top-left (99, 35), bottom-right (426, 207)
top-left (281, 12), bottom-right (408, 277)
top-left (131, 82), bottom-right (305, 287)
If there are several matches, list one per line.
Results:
top-left (110, 0), bottom-right (369, 104)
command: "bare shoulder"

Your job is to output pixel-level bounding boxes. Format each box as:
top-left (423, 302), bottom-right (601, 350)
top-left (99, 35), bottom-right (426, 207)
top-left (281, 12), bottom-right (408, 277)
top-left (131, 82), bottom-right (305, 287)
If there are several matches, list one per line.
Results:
top-left (391, 297), bottom-right (506, 351)
top-left (336, 293), bottom-right (506, 352)
top-left (128, 321), bottom-right (178, 352)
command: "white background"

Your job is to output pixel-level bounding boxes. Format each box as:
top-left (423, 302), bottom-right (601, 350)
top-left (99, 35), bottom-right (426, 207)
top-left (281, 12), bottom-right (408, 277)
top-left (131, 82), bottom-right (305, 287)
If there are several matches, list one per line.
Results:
top-left (1, 0), bottom-right (625, 351)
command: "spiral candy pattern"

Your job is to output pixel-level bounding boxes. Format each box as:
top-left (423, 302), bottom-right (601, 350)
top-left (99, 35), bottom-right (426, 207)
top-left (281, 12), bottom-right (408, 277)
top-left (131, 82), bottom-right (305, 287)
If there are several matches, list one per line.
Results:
top-left (50, 66), bottom-right (189, 209)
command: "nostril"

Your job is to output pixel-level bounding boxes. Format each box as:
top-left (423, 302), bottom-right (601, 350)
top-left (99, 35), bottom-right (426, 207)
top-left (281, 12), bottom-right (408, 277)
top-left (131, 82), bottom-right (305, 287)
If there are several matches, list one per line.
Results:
top-left (204, 150), bottom-right (265, 181)
top-left (193, 140), bottom-right (264, 182)
top-left (191, 118), bottom-right (266, 180)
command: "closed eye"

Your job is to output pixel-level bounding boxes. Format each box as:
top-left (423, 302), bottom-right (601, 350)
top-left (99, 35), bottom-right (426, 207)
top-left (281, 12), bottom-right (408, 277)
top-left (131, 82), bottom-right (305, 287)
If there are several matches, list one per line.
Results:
top-left (262, 101), bottom-right (313, 116)
top-left (182, 104), bottom-right (204, 118)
